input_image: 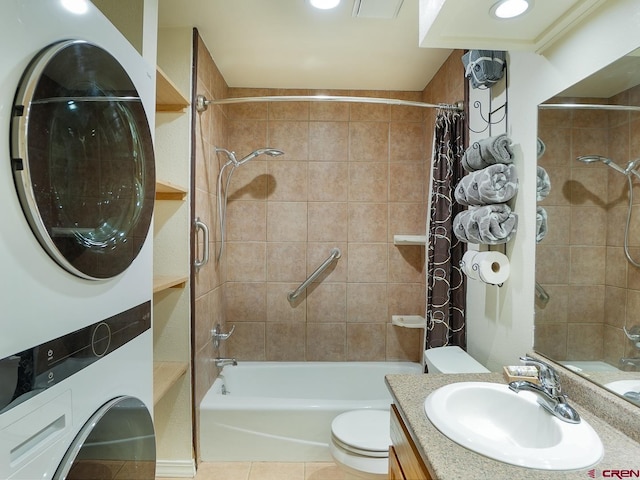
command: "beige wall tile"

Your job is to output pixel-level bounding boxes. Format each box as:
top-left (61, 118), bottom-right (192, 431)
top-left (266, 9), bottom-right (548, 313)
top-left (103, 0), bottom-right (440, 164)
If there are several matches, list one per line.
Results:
top-left (347, 243), bottom-right (388, 283)
top-left (348, 203), bottom-right (387, 242)
top-left (226, 242), bottom-right (266, 282)
top-left (308, 162), bottom-right (348, 201)
top-left (267, 161), bottom-right (308, 202)
top-left (567, 285), bottom-right (604, 323)
top-left (347, 323), bottom-right (386, 361)
top-left (306, 323), bottom-right (346, 361)
top-left (225, 282), bottom-right (267, 323)
top-left (267, 202), bottom-right (308, 241)
top-left (390, 122), bottom-right (425, 161)
top-left (266, 323), bottom-right (306, 361)
top-left (309, 122), bottom-right (349, 161)
top-left (266, 283), bottom-right (307, 323)
top-left (349, 122), bottom-right (389, 162)
top-left (226, 201), bottom-right (266, 242)
top-left (307, 243), bottom-right (347, 282)
top-left (569, 246), bottom-right (606, 285)
top-left (266, 242), bottom-right (307, 282)
top-left (348, 162), bottom-right (388, 202)
top-left (227, 322), bottom-right (266, 360)
top-left (566, 323), bottom-right (604, 360)
top-left (388, 245), bottom-right (424, 284)
top-left (306, 283), bottom-right (347, 323)
top-left (346, 283), bottom-right (388, 323)
top-left (385, 324), bottom-right (421, 362)
top-left (308, 203), bottom-right (348, 242)
top-left (269, 121), bottom-right (309, 160)
top-left (389, 163), bottom-right (424, 202)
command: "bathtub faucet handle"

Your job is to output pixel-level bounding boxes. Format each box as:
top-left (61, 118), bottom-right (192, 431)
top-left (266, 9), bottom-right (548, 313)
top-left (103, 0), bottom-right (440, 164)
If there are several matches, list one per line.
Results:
top-left (212, 323), bottom-right (236, 349)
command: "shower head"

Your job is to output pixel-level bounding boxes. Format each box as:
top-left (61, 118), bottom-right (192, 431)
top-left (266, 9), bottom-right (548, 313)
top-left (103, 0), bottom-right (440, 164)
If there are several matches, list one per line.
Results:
top-left (576, 155), bottom-right (627, 175)
top-left (236, 148), bottom-right (284, 166)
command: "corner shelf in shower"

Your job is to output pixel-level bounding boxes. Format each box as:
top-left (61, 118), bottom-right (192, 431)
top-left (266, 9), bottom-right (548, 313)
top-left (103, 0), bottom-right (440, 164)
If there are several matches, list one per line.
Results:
top-left (153, 361), bottom-right (189, 405)
top-left (393, 235), bottom-right (428, 246)
top-left (155, 66), bottom-right (190, 112)
top-left (156, 179), bottom-right (188, 201)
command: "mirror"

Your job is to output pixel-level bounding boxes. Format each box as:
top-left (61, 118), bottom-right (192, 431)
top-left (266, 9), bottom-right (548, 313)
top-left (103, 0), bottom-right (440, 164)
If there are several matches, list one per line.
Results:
top-left (535, 48), bottom-right (640, 406)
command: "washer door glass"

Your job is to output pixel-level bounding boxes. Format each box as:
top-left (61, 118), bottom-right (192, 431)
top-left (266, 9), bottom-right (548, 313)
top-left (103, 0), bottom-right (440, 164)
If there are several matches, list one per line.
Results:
top-left (11, 40), bottom-right (155, 280)
top-left (54, 396), bottom-right (155, 480)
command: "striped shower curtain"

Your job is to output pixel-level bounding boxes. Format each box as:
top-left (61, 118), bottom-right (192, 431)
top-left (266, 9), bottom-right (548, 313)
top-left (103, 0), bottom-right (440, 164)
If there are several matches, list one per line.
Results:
top-left (426, 109), bottom-right (466, 350)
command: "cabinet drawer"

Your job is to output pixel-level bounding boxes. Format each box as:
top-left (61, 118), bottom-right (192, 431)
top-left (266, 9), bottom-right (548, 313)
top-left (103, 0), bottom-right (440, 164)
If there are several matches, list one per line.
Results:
top-left (390, 404), bottom-right (432, 480)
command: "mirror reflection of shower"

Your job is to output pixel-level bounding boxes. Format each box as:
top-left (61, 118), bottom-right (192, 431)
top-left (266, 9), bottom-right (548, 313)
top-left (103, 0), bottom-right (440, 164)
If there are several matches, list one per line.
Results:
top-left (576, 154), bottom-right (640, 267)
top-left (215, 147), bottom-right (284, 262)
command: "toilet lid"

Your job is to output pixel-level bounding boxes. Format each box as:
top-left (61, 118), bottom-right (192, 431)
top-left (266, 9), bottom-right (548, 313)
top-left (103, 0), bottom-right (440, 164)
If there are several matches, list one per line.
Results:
top-left (331, 410), bottom-right (391, 455)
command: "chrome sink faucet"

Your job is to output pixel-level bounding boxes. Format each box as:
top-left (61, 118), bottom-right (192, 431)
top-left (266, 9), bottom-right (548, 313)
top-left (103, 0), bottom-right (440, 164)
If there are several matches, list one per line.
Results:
top-left (508, 356), bottom-right (581, 424)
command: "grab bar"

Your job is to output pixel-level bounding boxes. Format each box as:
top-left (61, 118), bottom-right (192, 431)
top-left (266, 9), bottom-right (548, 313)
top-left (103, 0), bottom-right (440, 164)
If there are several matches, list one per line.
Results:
top-left (288, 248), bottom-right (341, 302)
top-left (535, 281), bottom-right (550, 305)
top-left (194, 217), bottom-right (210, 272)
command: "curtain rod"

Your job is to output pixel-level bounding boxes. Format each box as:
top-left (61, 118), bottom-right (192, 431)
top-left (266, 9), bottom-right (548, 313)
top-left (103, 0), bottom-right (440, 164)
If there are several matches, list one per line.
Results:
top-left (195, 94), bottom-right (464, 112)
top-left (539, 103), bottom-right (640, 112)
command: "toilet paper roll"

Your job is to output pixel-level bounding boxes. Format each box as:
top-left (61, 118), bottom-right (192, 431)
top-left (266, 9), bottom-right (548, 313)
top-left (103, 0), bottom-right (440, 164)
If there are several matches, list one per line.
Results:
top-left (460, 250), bottom-right (480, 280)
top-left (471, 251), bottom-right (510, 285)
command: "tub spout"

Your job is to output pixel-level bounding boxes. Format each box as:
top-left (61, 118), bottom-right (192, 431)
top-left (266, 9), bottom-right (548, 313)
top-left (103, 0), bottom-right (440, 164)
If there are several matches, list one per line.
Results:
top-left (214, 357), bottom-right (238, 368)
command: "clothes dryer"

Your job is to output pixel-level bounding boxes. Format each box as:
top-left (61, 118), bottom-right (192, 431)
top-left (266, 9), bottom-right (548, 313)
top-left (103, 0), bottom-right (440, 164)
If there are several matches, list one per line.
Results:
top-left (0, 0), bottom-right (156, 354)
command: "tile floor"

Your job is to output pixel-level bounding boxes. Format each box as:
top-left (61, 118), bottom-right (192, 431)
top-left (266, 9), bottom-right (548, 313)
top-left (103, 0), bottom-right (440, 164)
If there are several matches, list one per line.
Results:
top-left (160, 461), bottom-right (362, 480)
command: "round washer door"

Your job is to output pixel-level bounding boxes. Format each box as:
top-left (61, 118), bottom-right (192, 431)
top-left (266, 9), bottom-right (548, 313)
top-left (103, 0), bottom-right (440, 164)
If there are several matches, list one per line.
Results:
top-left (11, 40), bottom-right (155, 280)
top-left (54, 396), bottom-right (155, 480)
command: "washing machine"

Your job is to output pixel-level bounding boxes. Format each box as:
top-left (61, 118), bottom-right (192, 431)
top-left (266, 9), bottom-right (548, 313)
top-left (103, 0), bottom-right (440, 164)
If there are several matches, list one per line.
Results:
top-left (0, 1), bottom-right (156, 478)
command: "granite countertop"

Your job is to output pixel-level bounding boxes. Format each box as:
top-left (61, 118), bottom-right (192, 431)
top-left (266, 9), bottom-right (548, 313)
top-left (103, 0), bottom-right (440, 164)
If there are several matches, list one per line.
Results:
top-left (385, 372), bottom-right (640, 480)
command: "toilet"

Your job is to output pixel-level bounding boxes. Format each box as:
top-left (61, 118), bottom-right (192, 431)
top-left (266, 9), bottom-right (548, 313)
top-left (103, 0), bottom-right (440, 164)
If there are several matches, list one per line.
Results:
top-left (329, 346), bottom-right (489, 479)
top-left (424, 345), bottom-right (490, 374)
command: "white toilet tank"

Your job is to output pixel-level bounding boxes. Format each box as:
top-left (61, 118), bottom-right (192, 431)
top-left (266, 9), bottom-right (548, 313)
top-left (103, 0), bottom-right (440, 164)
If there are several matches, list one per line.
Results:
top-left (424, 346), bottom-right (489, 373)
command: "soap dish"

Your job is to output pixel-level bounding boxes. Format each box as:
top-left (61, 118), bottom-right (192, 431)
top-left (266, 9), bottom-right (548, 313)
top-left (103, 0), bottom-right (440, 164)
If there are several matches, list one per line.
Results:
top-left (503, 365), bottom-right (539, 384)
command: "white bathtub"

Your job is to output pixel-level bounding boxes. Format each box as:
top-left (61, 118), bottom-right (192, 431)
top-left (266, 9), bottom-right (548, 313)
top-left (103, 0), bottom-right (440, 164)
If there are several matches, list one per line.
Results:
top-left (199, 361), bottom-right (422, 461)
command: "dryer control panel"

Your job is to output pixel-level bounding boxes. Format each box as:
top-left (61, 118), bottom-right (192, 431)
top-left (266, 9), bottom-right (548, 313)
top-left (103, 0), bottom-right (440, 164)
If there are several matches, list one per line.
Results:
top-left (0, 302), bottom-right (150, 413)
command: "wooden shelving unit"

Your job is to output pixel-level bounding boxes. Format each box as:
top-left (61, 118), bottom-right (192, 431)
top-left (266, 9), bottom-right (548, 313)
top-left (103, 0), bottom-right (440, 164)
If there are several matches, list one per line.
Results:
top-left (153, 274), bottom-right (188, 294)
top-left (156, 66), bottom-right (189, 112)
top-left (156, 179), bottom-right (188, 201)
top-left (153, 361), bottom-right (189, 405)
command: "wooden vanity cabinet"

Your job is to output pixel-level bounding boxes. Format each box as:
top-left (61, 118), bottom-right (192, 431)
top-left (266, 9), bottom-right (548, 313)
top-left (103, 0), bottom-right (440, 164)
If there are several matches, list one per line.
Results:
top-left (389, 404), bottom-right (432, 480)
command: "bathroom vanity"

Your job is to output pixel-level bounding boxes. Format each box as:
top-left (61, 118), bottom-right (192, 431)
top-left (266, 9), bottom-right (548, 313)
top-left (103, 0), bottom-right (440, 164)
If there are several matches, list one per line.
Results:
top-left (386, 369), bottom-right (640, 479)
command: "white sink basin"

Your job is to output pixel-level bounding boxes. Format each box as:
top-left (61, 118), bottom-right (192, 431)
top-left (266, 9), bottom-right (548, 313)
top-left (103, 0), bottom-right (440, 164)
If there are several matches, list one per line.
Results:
top-left (605, 380), bottom-right (640, 404)
top-left (424, 382), bottom-right (603, 470)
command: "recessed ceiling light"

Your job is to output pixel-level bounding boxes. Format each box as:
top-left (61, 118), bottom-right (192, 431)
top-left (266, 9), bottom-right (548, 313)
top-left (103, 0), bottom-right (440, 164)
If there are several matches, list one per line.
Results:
top-left (490, 0), bottom-right (532, 19)
top-left (310, 0), bottom-right (341, 10)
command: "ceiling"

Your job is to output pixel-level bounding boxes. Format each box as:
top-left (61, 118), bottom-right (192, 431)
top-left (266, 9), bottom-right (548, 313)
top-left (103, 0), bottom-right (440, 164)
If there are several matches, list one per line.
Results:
top-left (157, 0), bottom-right (453, 91)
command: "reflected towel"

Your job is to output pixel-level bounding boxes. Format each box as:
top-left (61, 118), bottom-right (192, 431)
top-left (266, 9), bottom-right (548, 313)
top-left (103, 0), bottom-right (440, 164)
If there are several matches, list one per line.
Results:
top-left (453, 204), bottom-right (517, 245)
top-left (455, 164), bottom-right (518, 206)
top-left (537, 166), bottom-right (551, 201)
top-left (536, 206), bottom-right (548, 243)
top-left (461, 134), bottom-right (514, 172)
top-left (537, 138), bottom-right (546, 159)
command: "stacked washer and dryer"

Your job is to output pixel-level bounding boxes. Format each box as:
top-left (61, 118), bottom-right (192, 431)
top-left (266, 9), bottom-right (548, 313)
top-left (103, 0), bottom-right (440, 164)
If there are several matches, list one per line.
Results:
top-left (0, 1), bottom-right (157, 479)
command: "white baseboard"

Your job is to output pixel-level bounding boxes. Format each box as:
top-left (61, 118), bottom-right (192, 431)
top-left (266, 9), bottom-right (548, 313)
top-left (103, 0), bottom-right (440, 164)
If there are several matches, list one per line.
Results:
top-left (155, 459), bottom-right (197, 478)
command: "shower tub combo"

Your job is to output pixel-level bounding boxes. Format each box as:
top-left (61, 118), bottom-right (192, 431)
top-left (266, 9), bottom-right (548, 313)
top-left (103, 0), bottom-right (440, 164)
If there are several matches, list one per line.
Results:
top-left (199, 361), bottom-right (422, 461)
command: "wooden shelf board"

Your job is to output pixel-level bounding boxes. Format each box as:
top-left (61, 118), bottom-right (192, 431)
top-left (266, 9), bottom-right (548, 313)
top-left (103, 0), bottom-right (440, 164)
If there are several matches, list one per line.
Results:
top-left (156, 66), bottom-right (189, 112)
top-left (156, 179), bottom-right (188, 201)
top-left (153, 361), bottom-right (188, 405)
top-left (153, 274), bottom-right (188, 293)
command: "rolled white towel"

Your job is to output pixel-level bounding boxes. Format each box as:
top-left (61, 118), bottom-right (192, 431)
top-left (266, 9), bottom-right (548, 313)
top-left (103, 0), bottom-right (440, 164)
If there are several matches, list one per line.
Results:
top-left (455, 164), bottom-right (518, 206)
top-left (536, 206), bottom-right (548, 243)
top-left (453, 204), bottom-right (517, 245)
top-left (461, 134), bottom-right (514, 172)
top-left (537, 166), bottom-right (551, 201)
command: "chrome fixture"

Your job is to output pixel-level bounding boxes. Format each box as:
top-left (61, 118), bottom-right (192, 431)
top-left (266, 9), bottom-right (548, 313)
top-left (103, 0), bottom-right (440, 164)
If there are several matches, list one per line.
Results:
top-left (212, 323), bottom-right (236, 349)
top-left (214, 358), bottom-right (238, 368)
top-left (620, 357), bottom-right (640, 368)
top-left (509, 356), bottom-right (581, 424)
top-left (194, 217), bottom-right (209, 271)
top-left (623, 391), bottom-right (640, 406)
top-left (535, 280), bottom-right (550, 305)
top-left (195, 93), bottom-right (464, 111)
top-left (215, 147), bottom-right (284, 261)
top-left (624, 325), bottom-right (640, 348)
top-left (576, 155), bottom-right (640, 267)
top-left (288, 247), bottom-right (341, 302)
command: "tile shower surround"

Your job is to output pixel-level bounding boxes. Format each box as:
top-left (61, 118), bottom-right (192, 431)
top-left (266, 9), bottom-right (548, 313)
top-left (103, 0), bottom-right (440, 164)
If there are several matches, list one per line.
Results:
top-left (536, 88), bottom-right (640, 365)
top-left (192, 30), bottom-right (465, 422)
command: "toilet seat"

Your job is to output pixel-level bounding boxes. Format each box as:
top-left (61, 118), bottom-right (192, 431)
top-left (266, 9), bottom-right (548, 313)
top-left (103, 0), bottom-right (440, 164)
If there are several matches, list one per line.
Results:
top-left (329, 409), bottom-right (390, 479)
top-left (332, 409), bottom-right (391, 455)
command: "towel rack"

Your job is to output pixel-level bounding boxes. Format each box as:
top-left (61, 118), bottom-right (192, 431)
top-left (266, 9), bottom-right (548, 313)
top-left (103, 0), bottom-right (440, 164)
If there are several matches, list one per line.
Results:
top-left (288, 248), bottom-right (341, 303)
